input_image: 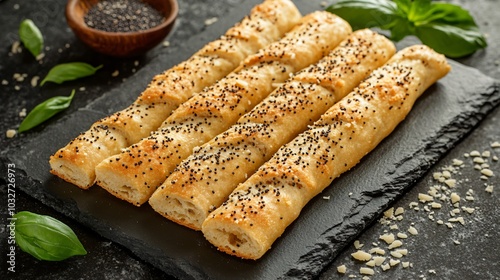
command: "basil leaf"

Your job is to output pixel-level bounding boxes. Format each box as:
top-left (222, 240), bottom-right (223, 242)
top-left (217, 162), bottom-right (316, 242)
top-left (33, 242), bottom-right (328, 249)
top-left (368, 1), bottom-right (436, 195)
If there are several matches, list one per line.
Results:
top-left (387, 17), bottom-right (413, 42)
top-left (327, 0), bottom-right (487, 57)
top-left (327, 0), bottom-right (400, 30)
top-left (393, 0), bottom-right (412, 14)
top-left (415, 23), bottom-right (487, 58)
top-left (406, 0), bottom-right (432, 23)
top-left (19, 19), bottom-right (43, 57)
top-left (41, 62), bottom-right (103, 86)
top-left (412, 1), bottom-right (487, 57)
top-left (13, 211), bottom-right (87, 261)
top-left (412, 3), bottom-right (474, 27)
top-left (18, 90), bottom-right (76, 133)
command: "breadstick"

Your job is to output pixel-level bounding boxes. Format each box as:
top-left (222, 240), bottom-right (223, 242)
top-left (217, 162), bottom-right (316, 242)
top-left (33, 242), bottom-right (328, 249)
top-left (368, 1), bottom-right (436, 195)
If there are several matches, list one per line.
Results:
top-left (149, 29), bottom-right (396, 230)
top-left (49, 0), bottom-right (302, 189)
top-left (202, 45), bottom-right (451, 260)
top-left (95, 11), bottom-right (352, 206)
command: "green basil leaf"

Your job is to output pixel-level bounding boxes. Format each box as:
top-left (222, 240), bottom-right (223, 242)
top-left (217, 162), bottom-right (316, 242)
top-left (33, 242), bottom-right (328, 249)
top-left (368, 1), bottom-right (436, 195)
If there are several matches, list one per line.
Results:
top-left (393, 0), bottom-right (412, 15)
top-left (415, 23), bottom-right (487, 58)
top-left (19, 19), bottom-right (43, 57)
top-left (13, 211), bottom-right (87, 261)
top-left (328, 0), bottom-right (487, 57)
top-left (40, 62), bottom-right (103, 86)
top-left (414, 3), bottom-right (476, 26)
top-left (387, 17), bottom-right (413, 42)
top-left (18, 90), bottom-right (76, 133)
top-left (406, 0), bottom-right (432, 23)
top-left (327, 0), bottom-right (400, 30)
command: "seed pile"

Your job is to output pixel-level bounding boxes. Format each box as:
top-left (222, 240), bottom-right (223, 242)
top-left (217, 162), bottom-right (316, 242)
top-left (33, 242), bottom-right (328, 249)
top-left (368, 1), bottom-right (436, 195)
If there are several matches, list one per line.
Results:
top-left (84, 0), bottom-right (165, 33)
top-left (335, 142), bottom-right (498, 279)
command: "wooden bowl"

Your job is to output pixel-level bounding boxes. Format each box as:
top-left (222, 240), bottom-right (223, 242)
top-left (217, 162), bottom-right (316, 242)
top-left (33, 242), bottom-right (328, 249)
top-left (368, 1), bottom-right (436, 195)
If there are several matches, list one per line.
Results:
top-left (65, 0), bottom-right (178, 57)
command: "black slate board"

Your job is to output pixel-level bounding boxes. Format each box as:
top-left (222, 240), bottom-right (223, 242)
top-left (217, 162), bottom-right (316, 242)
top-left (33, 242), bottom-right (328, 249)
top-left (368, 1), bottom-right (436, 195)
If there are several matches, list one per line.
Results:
top-left (1, 0), bottom-right (500, 279)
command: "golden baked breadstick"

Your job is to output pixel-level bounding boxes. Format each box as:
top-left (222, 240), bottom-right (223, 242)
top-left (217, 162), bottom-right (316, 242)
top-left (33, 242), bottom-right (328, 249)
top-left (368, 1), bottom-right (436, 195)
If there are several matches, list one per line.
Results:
top-left (202, 45), bottom-right (451, 260)
top-left (95, 11), bottom-right (352, 206)
top-left (149, 29), bottom-right (396, 230)
top-left (49, 0), bottom-right (302, 189)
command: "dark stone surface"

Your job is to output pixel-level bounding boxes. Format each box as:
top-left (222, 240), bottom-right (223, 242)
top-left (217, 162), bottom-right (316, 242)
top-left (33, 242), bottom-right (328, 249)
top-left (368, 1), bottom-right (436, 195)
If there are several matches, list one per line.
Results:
top-left (1, 0), bottom-right (499, 279)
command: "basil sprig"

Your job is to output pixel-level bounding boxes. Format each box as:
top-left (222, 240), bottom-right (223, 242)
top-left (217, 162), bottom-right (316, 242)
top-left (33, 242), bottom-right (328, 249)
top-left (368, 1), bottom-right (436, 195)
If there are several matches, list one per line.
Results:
top-left (19, 19), bottom-right (44, 58)
top-left (19, 90), bottom-right (76, 133)
top-left (41, 62), bottom-right (103, 86)
top-left (327, 0), bottom-right (487, 57)
top-left (13, 211), bottom-right (87, 261)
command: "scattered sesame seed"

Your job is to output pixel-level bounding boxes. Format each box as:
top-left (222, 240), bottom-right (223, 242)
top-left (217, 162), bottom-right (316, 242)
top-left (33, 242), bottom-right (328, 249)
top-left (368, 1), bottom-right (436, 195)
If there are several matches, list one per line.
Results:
top-left (469, 150), bottom-right (481, 157)
top-left (418, 193), bottom-right (433, 202)
top-left (394, 207), bottom-right (405, 216)
top-left (387, 240), bottom-right (403, 249)
top-left (480, 169), bottom-right (493, 177)
top-left (359, 267), bottom-right (375, 275)
top-left (430, 202), bottom-right (442, 209)
top-left (390, 251), bottom-right (403, 258)
top-left (450, 192), bottom-right (460, 204)
top-left (373, 256), bottom-right (386, 266)
top-left (10, 41), bottom-right (22, 54)
top-left (379, 233), bottom-right (395, 244)
top-left (337, 264), bottom-right (347, 274)
top-left (6, 129), bottom-right (17, 138)
top-left (204, 17), bottom-right (218, 26)
top-left (389, 259), bottom-right (400, 266)
top-left (384, 207), bottom-right (394, 218)
top-left (31, 76), bottom-right (40, 87)
top-left (351, 250), bottom-right (372, 261)
top-left (354, 240), bottom-right (363, 249)
top-left (444, 179), bottom-right (456, 188)
top-left (36, 53), bottom-right (45, 61)
top-left (408, 226), bottom-right (418, 235)
top-left (397, 232), bottom-right (408, 239)
top-left (442, 170), bottom-right (452, 178)
top-left (112, 70), bottom-right (120, 77)
top-left (19, 108), bottom-right (27, 118)
top-left (485, 185), bottom-right (494, 193)
top-left (368, 247), bottom-right (386, 255)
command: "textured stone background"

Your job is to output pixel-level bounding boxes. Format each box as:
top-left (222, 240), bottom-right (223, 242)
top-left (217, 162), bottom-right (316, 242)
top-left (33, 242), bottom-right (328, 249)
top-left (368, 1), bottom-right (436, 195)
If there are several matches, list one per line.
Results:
top-left (0, 0), bottom-right (498, 279)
